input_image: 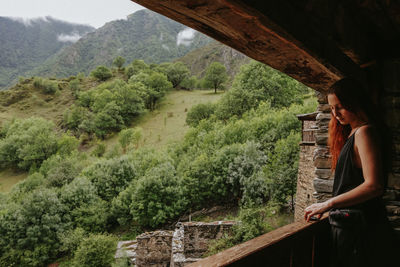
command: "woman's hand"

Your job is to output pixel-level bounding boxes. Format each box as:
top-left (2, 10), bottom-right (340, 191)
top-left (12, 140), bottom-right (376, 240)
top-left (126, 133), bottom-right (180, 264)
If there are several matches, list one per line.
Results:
top-left (304, 200), bottom-right (332, 222)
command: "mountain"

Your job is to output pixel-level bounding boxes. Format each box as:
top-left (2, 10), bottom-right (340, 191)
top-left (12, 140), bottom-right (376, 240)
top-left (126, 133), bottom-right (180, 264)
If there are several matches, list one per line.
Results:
top-left (29, 9), bottom-right (212, 80)
top-left (177, 41), bottom-right (251, 79)
top-left (0, 17), bottom-right (95, 89)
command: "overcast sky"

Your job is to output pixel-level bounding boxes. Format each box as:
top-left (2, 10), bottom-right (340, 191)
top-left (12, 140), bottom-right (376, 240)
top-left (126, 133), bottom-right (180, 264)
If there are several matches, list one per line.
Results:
top-left (0, 0), bottom-right (145, 28)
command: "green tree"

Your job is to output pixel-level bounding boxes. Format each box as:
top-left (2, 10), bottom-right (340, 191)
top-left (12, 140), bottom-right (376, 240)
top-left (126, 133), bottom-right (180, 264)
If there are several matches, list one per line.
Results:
top-left (264, 132), bottom-right (301, 209)
top-left (82, 156), bottom-right (137, 201)
top-left (215, 61), bottom-right (309, 120)
top-left (119, 127), bottom-right (143, 153)
top-left (0, 117), bottom-right (58, 170)
top-left (125, 59), bottom-right (149, 79)
top-left (94, 102), bottom-right (124, 138)
top-left (72, 234), bottom-right (117, 267)
top-left (112, 56), bottom-right (126, 70)
top-left (181, 75), bottom-right (198, 89)
top-left (91, 66), bottom-right (113, 81)
top-left (186, 102), bottom-right (216, 127)
top-left (204, 62), bottom-right (228, 93)
top-left (165, 62), bottom-right (190, 88)
top-left (0, 188), bottom-right (70, 266)
top-left (130, 162), bottom-right (187, 227)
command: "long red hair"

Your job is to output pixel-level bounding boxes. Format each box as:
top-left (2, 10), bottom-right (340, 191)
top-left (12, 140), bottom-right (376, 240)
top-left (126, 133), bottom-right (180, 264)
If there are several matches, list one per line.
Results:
top-left (327, 78), bottom-right (375, 169)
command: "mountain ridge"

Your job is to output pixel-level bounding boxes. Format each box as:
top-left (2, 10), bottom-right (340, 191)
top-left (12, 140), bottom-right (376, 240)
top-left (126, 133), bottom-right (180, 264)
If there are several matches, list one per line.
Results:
top-left (0, 16), bottom-right (95, 89)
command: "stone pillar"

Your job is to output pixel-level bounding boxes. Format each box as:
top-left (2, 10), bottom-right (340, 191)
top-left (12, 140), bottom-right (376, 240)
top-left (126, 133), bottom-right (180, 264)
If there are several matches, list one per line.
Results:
top-left (136, 230), bottom-right (173, 267)
top-left (294, 114), bottom-right (318, 221)
top-left (313, 92), bottom-right (334, 203)
top-left (294, 145), bottom-right (317, 221)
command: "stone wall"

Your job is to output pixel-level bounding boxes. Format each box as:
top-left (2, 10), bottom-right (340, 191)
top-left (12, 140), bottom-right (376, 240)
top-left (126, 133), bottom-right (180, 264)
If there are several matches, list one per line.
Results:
top-left (136, 231), bottom-right (174, 267)
top-left (115, 221), bottom-right (236, 267)
top-left (294, 145), bottom-right (317, 221)
top-left (312, 92), bottom-right (334, 204)
top-left (171, 221), bottom-right (236, 267)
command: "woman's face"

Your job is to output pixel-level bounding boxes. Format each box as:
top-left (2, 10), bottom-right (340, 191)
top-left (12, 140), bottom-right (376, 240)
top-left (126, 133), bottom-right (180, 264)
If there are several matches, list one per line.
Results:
top-left (328, 93), bottom-right (359, 125)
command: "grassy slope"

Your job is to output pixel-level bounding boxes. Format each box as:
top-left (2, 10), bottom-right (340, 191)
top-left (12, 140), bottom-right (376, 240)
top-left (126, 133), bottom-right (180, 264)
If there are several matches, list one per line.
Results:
top-left (0, 87), bottom-right (223, 192)
top-left (102, 89), bottom-right (223, 151)
top-left (0, 169), bottom-right (28, 192)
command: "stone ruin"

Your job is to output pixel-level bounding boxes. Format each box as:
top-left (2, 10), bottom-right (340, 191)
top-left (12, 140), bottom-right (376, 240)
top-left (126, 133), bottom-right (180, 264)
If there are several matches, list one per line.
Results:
top-left (115, 221), bottom-right (236, 267)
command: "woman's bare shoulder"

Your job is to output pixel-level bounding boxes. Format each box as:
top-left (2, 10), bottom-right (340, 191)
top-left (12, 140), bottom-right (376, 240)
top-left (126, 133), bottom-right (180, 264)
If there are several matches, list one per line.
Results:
top-left (355, 125), bottom-right (379, 146)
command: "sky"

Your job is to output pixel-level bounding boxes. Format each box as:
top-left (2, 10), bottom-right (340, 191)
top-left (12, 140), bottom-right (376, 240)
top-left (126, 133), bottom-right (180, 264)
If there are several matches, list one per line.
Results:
top-left (0, 0), bottom-right (146, 28)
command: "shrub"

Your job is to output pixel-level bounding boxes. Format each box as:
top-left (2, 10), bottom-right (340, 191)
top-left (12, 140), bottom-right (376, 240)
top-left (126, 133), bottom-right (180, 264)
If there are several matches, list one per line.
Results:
top-left (0, 117), bottom-right (58, 170)
top-left (93, 101), bottom-right (124, 138)
top-left (91, 142), bottom-right (106, 157)
top-left (71, 200), bottom-right (110, 233)
top-left (57, 134), bottom-right (79, 156)
top-left (59, 227), bottom-right (88, 256)
top-left (119, 127), bottom-right (142, 152)
top-left (110, 183), bottom-right (136, 226)
top-left (8, 172), bottom-right (45, 202)
top-left (40, 154), bottom-right (84, 187)
top-left (59, 176), bottom-right (98, 211)
top-left (186, 102), bottom-right (216, 127)
top-left (91, 66), bottom-right (112, 81)
top-left (227, 141), bottom-right (268, 206)
top-left (130, 162), bottom-right (187, 227)
top-left (82, 156), bottom-right (137, 201)
top-left (69, 78), bottom-right (81, 97)
top-left (0, 188), bottom-right (70, 266)
top-left (33, 77), bottom-right (58, 94)
top-left (113, 56), bottom-right (126, 70)
top-left (72, 234), bottom-right (117, 267)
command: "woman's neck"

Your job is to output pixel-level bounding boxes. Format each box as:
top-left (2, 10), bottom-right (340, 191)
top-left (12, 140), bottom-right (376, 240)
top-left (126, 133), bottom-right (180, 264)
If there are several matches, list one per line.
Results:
top-left (349, 120), bottom-right (368, 136)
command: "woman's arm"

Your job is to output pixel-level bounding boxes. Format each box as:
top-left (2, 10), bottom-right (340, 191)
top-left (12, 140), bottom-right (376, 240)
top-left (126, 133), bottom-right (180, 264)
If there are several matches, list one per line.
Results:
top-left (304, 125), bottom-right (384, 222)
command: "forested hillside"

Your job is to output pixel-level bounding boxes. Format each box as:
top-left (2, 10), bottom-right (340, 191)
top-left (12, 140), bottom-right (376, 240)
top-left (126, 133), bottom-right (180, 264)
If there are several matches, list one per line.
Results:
top-left (29, 9), bottom-right (212, 81)
top-left (0, 56), bottom-right (317, 265)
top-left (178, 41), bottom-right (251, 80)
top-left (0, 17), bottom-right (94, 89)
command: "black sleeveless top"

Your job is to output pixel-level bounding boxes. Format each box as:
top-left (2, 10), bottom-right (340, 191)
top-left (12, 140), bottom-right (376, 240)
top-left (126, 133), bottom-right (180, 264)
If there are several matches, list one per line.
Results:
top-left (332, 127), bottom-right (387, 223)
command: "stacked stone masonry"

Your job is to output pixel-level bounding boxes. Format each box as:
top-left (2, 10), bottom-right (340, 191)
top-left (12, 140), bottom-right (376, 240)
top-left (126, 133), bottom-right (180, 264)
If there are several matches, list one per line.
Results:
top-left (313, 91), bottom-right (334, 205)
top-left (136, 231), bottom-right (174, 267)
top-left (115, 221), bottom-right (236, 267)
top-left (171, 221), bottom-right (236, 267)
top-left (294, 115), bottom-right (318, 221)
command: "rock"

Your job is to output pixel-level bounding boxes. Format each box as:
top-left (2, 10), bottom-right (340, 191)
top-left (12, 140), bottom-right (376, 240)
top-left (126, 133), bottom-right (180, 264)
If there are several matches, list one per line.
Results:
top-left (317, 103), bottom-right (331, 112)
top-left (386, 205), bottom-right (400, 215)
top-left (316, 112), bottom-right (331, 122)
top-left (313, 178), bottom-right (334, 193)
top-left (313, 192), bottom-right (332, 203)
top-left (315, 91), bottom-right (327, 104)
top-left (315, 134), bottom-right (328, 145)
top-left (388, 173), bottom-right (400, 190)
top-left (315, 168), bottom-right (333, 179)
top-left (314, 157), bottom-right (332, 169)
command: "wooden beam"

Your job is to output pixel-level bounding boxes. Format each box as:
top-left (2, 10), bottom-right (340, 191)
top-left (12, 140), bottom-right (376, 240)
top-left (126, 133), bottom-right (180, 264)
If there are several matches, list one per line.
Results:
top-left (186, 216), bottom-right (329, 267)
top-left (130, 0), bottom-right (367, 91)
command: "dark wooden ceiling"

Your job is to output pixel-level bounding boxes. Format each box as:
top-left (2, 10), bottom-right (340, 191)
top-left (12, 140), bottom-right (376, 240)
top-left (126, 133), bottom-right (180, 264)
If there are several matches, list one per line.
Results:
top-left (131, 0), bottom-right (400, 92)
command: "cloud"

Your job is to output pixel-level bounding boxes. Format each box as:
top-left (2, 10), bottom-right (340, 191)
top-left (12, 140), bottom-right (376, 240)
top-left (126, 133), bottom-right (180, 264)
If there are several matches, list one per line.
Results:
top-left (57, 32), bottom-right (82, 43)
top-left (8, 16), bottom-right (49, 27)
top-left (176, 27), bottom-right (196, 46)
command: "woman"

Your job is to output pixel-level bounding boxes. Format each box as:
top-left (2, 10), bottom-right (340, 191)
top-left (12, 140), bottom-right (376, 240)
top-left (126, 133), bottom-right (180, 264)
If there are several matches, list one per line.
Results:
top-left (304, 78), bottom-right (396, 267)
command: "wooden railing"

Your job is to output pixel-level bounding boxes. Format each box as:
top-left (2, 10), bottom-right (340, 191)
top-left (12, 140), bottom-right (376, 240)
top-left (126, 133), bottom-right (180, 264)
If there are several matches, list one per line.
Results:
top-left (187, 215), bottom-right (331, 267)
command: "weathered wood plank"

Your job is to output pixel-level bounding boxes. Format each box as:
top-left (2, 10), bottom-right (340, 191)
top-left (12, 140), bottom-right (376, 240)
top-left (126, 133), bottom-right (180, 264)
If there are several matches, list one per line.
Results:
top-left (186, 215), bottom-right (329, 267)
